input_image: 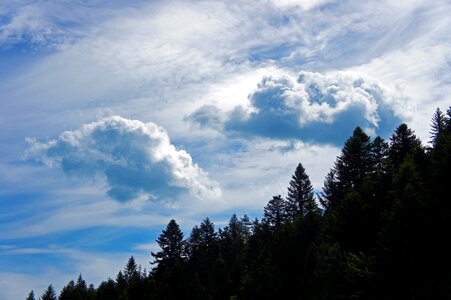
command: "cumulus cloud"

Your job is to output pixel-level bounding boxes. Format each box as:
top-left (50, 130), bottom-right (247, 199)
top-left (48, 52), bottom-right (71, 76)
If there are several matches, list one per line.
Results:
top-left (26, 116), bottom-right (220, 202)
top-left (187, 70), bottom-right (405, 144)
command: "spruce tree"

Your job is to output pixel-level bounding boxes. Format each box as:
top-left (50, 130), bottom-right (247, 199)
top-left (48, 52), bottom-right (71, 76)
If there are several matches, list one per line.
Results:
top-left (151, 219), bottom-right (185, 266)
top-left (286, 163), bottom-right (316, 220)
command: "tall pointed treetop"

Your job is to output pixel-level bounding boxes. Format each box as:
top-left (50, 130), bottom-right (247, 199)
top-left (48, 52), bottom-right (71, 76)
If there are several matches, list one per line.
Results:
top-left (286, 162), bottom-right (316, 219)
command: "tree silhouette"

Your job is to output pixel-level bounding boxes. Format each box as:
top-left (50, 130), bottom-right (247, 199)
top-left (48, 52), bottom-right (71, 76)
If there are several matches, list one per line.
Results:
top-left (263, 195), bottom-right (287, 229)
top-left (41, 285), bottom-right (56, 300)
top-left (29, 108), bottom-right (451, 300)
top-left (151, 219), bottom-right (185, 266)
top-left (286, 163), bottom-right (316, 220)
top-left (25, 290), bottom-right (35, 300)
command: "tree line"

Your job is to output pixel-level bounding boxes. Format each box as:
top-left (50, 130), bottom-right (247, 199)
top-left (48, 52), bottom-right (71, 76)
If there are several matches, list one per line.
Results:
top-left (29, 107), bottom-right (451, 299)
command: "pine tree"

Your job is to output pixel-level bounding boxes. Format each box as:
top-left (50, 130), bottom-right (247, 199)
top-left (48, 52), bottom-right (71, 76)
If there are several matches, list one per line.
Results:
top-left (263, 195), bottom-right (287, 229)
top-left (26, 290), bottom-right (35, 300)
top-left (151, 219), bottom-right (185, 266)
top-left (41, 285), bottom-right (57, 300)
top-left (286, 163), bottom-right (316, 220)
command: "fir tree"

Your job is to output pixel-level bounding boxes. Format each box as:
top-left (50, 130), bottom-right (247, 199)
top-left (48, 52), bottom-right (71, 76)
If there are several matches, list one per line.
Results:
top-left (319, 169), bottom-right (339, 209)
top-left (263, 195), bottom-right (287, 229)
top-left (96, 279), bottom-right (118, 300)
top-left (286, 163), bottom-right (317, 220)
top-left (429, 108), bottom-right (446, 147)
top-left (151, 219), bottom-right (185, 265)
top-left (124, 256), bottom-right (140, 284)
top-left (389, 123), bottom-right (422, 168)
top-left (41, 285), bottom-right (57, 300)
top-left (335, 126), bottom-right (373, 193)
top-left (58, 280), bottom-right (75, 300)
top-left (371, 136), bottom-right (389, 176)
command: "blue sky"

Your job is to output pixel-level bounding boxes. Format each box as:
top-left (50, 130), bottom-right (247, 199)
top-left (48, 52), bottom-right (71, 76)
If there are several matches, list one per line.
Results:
top-left (1, 0), bottom-right (450, 298)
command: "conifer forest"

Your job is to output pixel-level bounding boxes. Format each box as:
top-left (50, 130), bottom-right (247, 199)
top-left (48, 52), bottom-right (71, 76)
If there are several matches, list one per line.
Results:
top-left (29, 108), bottom-right (451, 300)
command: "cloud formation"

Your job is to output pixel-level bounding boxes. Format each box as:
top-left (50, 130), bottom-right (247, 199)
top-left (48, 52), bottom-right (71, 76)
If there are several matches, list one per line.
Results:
top-left (26, 116), bottom-right (220, 202)
top-left (188, 70), bottom-right (405, 144)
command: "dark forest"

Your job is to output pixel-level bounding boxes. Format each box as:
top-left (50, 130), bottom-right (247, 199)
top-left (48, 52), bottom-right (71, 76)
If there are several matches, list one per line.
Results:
top-left (30, 107), bottom-right (451, 300)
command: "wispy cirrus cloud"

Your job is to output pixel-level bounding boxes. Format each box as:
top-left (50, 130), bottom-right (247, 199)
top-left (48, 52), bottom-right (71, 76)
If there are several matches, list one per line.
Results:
top-left (26, 116), bottom-right (220, 202)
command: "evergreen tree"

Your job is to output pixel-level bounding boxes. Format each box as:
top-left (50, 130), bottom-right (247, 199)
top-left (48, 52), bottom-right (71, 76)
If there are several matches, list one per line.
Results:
top-left (74, 274), bottom-right (88, 299)
top-left (124, 256), bottom-right (140, 284)
top-left (286, 163), bottom-right (316, 220)
top-left (370, 136), bottom-right (389, 176)
top-left (58, 280), bottom-right (75, 300)
top-left (389, 123), bottom-right (422, 168)
top-left (41, 285), bottom-right (57, 300)
top-left (187, 225), bottom-right (202, 256)
top-left (115, 271), bottom-right (127, 299)
top-left (335, 126), bottom-right (373, 193)
top-left (263, 195), bottom-right (287, 229)
top-left (151, 219), bottom-right (186, 300)
top-left (151, 219), bottom-right (185, 266)
top-left (199, 217), bottom-right (217, 248)
top-left (319, 169), bottom-right (339, 209)
top-left (96, 279), bottom-right (117, 300)
top-left (445, 106), bottom-right (451, 133)
top-left (26, 290), bottom-right (35, 300)
top-left (430, 107), bottom-right (446, 147)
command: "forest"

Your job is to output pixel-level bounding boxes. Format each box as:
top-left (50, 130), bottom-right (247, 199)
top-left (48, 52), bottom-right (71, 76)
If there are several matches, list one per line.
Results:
top-left (28, 107), bottom-right (451, 300)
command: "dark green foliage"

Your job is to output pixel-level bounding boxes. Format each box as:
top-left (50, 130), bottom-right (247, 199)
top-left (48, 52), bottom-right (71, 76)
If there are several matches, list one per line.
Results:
top-left (58, 280), bottom-right (75, 300)
top-left (335, 127), bottom-right (374, 193)
top-left (263, 195), bottom-right (287, 229)
top-left (430, 107), bottom-right (446, 147)
top-left (26, 290), bottom-right (35, 300)
top-left (41, 285), bottom-right (57, 300)
top-left (33, 108), bottom-right (451, 300)
top-left (389, 123), bottom-right (422, 168)
top-left (96, 279), bottom-right (117, 300)
top-left (151, 219), bottom-right (185, 266)
top-left (286, 163), bottom-right (317, 219)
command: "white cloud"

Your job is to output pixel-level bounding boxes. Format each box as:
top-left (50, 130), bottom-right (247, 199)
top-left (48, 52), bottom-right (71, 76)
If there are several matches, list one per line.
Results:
top-left (270, 0), bottom-right (331, 10)
top-left (26, 116), bottom-right (220, 202)
top-left (187, 70), bottom-right (406, 143)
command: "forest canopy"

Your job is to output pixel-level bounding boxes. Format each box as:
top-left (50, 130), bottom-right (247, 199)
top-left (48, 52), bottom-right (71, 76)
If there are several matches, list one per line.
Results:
top-left (29, 107), bottom-right (451, 300)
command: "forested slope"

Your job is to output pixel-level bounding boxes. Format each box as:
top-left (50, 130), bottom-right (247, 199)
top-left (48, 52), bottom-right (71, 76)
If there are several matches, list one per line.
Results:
top-left (30, 107), bottom-right (451, 300)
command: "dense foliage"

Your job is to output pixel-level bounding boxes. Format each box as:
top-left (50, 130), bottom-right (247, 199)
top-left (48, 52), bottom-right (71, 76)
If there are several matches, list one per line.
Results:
top-left (30, 107), bottom-right (451, 299)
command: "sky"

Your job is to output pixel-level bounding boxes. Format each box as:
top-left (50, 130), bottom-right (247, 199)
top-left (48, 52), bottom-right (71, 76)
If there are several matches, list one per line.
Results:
top-left (0, 0), bottom-right (450, 298)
